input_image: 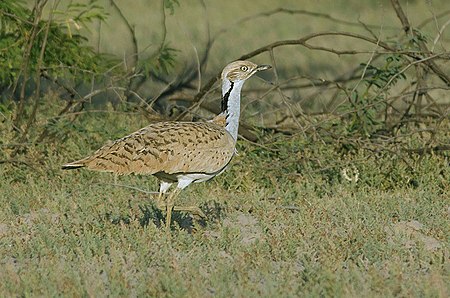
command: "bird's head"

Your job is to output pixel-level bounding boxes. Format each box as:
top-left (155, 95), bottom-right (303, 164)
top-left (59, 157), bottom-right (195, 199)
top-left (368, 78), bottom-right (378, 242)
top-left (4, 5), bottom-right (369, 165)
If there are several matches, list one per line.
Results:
top-left (221, 60), bottom-right (271, 83)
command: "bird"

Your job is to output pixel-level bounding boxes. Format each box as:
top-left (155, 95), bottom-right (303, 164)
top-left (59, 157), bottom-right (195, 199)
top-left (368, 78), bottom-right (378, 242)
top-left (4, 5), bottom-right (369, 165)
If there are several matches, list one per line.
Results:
top-left (62, 60), bottom-right (271, 232)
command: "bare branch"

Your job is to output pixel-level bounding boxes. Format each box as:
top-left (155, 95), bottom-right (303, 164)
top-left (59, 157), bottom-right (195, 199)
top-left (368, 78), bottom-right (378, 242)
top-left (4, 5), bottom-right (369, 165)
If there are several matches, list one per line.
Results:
top-left (390, 0), bottom-right (450, 86)
top-left (13, 0), bottom-right (48, 128)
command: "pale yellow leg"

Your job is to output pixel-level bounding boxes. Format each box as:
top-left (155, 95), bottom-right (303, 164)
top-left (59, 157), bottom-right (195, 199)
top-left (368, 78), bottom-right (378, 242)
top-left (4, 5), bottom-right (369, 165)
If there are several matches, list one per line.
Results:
top-left (165, 198), bottom-right (174, 233)
top-left (164, 188), bottom-right (180, 233)
top-left (155, 192), bottom-right (166, 211)
top-left (154, 189), bottom-right (207, 232)
top-left (155, 193), bottom-right (206, 219)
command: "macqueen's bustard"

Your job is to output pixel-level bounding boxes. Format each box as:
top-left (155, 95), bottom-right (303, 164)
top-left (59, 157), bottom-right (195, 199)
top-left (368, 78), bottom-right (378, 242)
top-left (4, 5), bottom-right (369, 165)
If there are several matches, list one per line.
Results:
top-left (62, 61), bottom-right (271, 231)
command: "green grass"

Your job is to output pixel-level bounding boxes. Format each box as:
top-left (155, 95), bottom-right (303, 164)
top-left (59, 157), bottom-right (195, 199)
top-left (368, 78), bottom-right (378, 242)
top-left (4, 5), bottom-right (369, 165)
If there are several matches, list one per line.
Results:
top-left (2, 0), bottom-right (449, 296)
top-left (1, 108), bottom-right (449, 297)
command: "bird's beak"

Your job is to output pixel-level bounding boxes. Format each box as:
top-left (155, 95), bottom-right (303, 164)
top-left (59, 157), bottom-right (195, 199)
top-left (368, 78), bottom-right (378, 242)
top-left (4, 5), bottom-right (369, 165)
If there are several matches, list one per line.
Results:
top-left (256, 64), bottom-right (272, 72)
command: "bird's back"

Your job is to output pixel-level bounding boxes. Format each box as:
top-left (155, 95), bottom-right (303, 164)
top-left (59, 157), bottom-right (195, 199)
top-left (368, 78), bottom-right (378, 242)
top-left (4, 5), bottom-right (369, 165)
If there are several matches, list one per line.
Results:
top-left (62, 121), bottom-right (236, 176)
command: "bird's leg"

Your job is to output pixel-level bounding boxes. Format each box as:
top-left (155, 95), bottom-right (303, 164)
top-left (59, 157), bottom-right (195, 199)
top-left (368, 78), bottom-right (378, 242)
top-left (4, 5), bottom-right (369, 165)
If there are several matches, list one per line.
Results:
top-left (165, 198), bottom-right (173, 233)
top-left (158, 181), bottom-right (206, 230)
top-left (165, 188), bottom-right (181, 233)
top-left (155, 192), bottom-right (166, 211)
top-left (168, 178), bottom-right (206, 220)
top-left (156, 181), bottom-right (172, 211)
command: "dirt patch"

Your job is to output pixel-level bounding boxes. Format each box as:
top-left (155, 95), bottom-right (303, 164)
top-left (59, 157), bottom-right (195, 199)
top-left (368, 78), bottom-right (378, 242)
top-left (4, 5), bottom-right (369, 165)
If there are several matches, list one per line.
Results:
top-left (223, 212), bottom-right (264, 245)
top-left (385, 220), bottom-right (442, 252)
top-left (0, 223), bottom-right (8, 237)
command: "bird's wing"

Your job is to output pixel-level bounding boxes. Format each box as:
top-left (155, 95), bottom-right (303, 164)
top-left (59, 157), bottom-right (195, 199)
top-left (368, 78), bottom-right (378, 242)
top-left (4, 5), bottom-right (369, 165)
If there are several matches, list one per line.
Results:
top-left (63, 122), bottom-right (235, 175)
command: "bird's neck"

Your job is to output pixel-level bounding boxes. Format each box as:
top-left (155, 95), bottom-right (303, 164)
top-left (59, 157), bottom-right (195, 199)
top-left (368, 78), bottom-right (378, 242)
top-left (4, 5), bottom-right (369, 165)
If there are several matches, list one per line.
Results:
top-left (221, 79), bottom-right (244, 142)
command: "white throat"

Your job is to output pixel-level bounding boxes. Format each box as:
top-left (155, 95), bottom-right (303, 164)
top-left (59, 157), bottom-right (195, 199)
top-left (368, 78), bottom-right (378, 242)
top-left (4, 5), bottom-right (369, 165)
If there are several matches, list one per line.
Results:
top-left (221, 79), bottom-right (245, 142)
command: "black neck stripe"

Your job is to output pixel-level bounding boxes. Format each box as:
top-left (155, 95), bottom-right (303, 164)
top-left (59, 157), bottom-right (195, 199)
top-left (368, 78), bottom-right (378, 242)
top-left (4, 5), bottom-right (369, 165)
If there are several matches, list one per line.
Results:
top-left (221, 81), bottom-right (234, 113)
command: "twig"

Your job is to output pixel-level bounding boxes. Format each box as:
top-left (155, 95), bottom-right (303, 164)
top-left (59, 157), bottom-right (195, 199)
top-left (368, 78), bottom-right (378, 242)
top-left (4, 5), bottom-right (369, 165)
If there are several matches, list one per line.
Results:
top-left (432, 18), bottom-right (450, 52)
top-left (13, 0), bottom-right (48, 128)
top-left (417, 9), bottom-right (450, 29)
top-left (93, 183), bottom-right (158, 195)
top-left (110, 0), bottom-right (138, 71)
top-left (390, 0), bottom-right (450, 86)
top-left (0, 159), bottom-right (36, 170)
top-left (210, 7), bottom-right (397, 50)
top-left (110, 0), bottom-right (141, 104)
top-left (21, 0), bottom-right (57, 140)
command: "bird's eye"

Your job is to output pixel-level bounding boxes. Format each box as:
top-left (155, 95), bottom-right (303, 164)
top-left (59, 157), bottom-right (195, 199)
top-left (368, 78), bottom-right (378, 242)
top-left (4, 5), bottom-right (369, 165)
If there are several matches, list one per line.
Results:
top-left (240, 66), bottom-right (248, 71)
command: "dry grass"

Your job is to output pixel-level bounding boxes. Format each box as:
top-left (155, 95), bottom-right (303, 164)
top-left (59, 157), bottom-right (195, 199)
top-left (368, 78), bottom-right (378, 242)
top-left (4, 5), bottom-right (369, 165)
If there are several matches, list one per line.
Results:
top-left (1, 0), bottom-right (449, 296)
top-left (0, 106), bottom-right (449, 296)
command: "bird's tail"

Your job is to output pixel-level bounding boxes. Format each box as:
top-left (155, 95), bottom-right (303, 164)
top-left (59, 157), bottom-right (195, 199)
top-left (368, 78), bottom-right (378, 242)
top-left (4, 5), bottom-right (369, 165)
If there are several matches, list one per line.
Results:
top-left (61, 160), bottom-right (86, 170)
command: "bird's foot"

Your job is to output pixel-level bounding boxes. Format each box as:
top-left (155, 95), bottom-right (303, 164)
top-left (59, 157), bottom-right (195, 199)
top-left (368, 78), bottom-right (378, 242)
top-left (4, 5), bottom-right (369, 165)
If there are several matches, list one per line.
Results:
top-left (155, 194), bottom-right (206, 218)
top-left (173, 205), bottom-right (207, 219)
top-left (156, 203), bottom-right (207, 219)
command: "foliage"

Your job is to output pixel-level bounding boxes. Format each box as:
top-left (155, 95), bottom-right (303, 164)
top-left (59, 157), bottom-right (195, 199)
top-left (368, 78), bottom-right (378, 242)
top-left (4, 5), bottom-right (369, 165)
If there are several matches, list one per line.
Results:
top-left (346, 54), bottom-right (408, 136)
top-left (0, 0), bottom-right (28, 86)
top-left (54, 1), bottom-right (108, 33)
top-left (164, 0), bottom-right (180, 15)
top-left (0, 0), bottom-right (111, 87)
top-left (0, 0), bottom-right (449, 294)
top-left (140, 43), bottom-right (178, 77)
top-left (0, 0), bottom-right (179, 150)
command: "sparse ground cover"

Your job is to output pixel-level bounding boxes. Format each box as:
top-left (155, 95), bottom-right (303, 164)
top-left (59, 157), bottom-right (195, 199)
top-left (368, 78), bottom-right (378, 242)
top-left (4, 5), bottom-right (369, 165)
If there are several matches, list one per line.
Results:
top-left (0, 109), bottom-right (448, 297)
top-left (1, 0), bottom-right (449, 296)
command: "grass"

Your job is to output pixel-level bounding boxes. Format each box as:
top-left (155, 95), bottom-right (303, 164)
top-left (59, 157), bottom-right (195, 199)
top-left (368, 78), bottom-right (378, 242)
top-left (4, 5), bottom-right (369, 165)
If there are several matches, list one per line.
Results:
top-left (1, 0), bottom-right (449, 296)
top-left (0, 106), bottom-right (449, 297)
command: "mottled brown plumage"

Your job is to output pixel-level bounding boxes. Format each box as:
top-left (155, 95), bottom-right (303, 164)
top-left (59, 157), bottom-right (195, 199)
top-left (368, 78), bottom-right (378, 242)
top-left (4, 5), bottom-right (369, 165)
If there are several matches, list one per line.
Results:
top-left (63, 121), bottom-right (235, 180)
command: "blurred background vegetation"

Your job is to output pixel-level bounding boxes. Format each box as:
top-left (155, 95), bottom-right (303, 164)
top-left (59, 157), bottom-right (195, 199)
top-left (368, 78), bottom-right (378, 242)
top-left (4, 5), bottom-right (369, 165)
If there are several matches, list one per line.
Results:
top-left (1, 0), bottom-right (449, 164)
top-left (1, 0), bottom-right (449, 155)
